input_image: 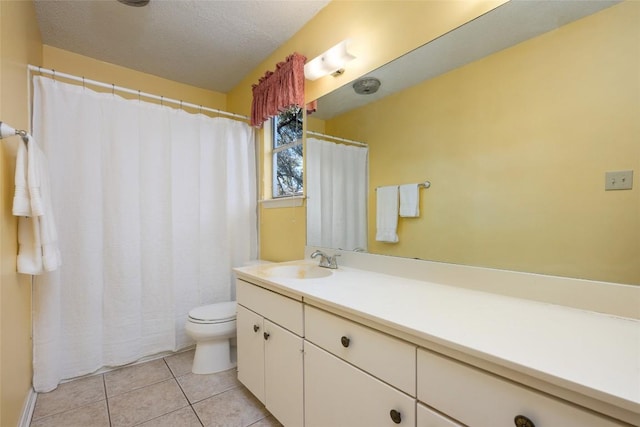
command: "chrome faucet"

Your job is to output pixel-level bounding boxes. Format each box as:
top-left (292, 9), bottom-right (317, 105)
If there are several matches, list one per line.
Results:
top-left (310, 250), bottom-right (340, 269)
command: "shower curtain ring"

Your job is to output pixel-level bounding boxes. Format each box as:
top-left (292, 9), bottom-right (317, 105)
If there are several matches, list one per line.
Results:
top-left (112, 84), bottom-right (115, 96)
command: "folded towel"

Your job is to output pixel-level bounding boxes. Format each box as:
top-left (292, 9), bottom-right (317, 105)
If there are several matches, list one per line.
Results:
top-left (15, 136), bottom-right (61, 274)
top-left (17, 216), bottom-right (43, 274)
top-left (12, 139), bottom-right (31, 216)
top-left (399, 183), bottom-right (420, 217)
top-left (27, 136), bottom-right (44, 216)
top-left (375, 186), bottom-right (399, 243)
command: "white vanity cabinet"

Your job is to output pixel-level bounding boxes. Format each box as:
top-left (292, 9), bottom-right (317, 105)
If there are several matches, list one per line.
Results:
top-left (416, 403), bottom-right (462, 427)
top-left (305, 341), bottom-right (416, 426)
top-left (304, 305), bottom-right (417, 427)
top-left (305, 305), bottom-right (416, 394)
top-left (417, 348), bottom-right (628, 427)
top-left (236, 279), bottom-right (304, 427)
top-left (233, 261), bottom-right (638, 427)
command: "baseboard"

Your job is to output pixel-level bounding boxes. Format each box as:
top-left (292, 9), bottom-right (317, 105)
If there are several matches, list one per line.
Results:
top-left (18, 387), bottom-right (37, 427)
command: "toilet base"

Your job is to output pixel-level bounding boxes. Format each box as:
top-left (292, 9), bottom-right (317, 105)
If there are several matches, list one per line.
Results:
top-left (192, 339), bottom-right (236, 375)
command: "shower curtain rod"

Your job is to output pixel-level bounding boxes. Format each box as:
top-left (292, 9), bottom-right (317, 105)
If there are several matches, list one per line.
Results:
top-left (27, 65), bottom-right (250, 121)
top-left (306, 130), bottom-right (367, 147)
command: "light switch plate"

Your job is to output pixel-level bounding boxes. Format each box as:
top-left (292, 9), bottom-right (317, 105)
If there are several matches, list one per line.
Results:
top-left (605, 170), bottom-right (633, 190)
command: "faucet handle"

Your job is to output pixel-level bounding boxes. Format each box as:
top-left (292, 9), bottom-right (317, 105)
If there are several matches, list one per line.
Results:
top-left (310, 250), bottom-right (327, 259)
top-left (328, 254), bottom-right (341, 269)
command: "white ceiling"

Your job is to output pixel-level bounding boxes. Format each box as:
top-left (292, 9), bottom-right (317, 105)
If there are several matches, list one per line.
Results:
top-left (34, 0), bottom-right (330, 93)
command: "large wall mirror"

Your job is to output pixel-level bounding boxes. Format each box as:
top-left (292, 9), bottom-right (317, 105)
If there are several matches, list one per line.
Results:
top-left (306, 0), bottom-right (639, 285)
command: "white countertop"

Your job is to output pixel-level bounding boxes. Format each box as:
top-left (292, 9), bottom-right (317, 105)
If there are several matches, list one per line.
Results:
top-left (234, 260), bottom-right (640, 417)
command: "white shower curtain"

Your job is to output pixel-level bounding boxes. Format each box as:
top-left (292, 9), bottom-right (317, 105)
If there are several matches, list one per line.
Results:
top-left (31, 76), bottom-right (257, 392)
top-left (306, 137), bottom-right (368, 251)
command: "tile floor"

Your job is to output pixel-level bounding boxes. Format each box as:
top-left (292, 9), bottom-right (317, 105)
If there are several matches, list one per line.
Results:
top-left (30, 349), bottom-right (282, 427)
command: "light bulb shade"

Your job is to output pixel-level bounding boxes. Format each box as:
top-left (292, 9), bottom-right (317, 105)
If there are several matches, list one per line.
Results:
top-left (304, 40), bottom-right (355, 81)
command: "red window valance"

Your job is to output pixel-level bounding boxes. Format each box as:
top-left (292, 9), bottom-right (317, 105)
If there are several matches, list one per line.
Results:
top-left (251, 53), bottom-right (308, 128)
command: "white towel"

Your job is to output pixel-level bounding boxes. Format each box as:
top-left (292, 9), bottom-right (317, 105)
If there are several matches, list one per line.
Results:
top-left (13, 136), bottom-right (61, 274)
top-left (399, 183), bottom-right (420, 217)
top-left (27, 135), bottom-right (44, 216)
top-left (17, 216), bottom-right (43, 274)
top-left (375, 186), bottom-right (399, 243)
top-left (12, 139), bottom-right (31, 216)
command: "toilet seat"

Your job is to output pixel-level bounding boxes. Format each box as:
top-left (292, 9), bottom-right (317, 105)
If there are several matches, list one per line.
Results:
top-left (188, 301), bottom-right (236, 324)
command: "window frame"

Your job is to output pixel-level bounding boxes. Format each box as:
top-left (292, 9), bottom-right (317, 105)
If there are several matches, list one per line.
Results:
top-left (271, 107), bottom-right (304, 199)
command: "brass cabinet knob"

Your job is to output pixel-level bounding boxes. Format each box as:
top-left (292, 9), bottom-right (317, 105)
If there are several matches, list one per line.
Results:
top-left (390, 409), bottom-right (402, 424)
top-left (263, 332), bottom-right (270, 340)
top-left (253, 324), bottom-right (260, 333)
top-left (341, 336), bottom-right (350, 348)
top-left (514, 415), bottom-right (535, 427)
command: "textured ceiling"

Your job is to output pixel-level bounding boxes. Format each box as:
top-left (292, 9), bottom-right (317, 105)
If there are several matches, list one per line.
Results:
top-left (34, 0), bottom-right (330, 93)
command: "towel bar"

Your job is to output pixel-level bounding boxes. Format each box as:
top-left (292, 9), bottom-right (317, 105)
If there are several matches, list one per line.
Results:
top-left (0, 122), bottom-right (29, 140)
top-left (376, 181), bottom-right (431, 190)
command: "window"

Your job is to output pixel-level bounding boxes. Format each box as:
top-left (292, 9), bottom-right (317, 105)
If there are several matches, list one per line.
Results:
top-left (272, 106), bottom-right (303, 198)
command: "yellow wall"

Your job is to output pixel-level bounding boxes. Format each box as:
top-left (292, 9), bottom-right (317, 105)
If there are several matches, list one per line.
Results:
top-left (0, 1), bottom-right (42, 425)
top-left (227, 0), bottom-right (506, 262)
top-left (326, 2), bottom-right (640, 285)
top-left (42, 45), bottom-right (227, 111)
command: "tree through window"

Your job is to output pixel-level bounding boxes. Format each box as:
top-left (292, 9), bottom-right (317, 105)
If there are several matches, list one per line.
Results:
top-left (272, 106), bottom-right (303, 198)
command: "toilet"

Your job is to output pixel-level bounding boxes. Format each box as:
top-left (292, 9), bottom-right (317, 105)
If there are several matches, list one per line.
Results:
top-left (185, 301), bottom-right (237, 374)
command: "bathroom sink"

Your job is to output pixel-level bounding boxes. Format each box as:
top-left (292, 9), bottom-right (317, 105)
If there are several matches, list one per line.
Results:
top-left (265, 264), bottom-right (333, 279)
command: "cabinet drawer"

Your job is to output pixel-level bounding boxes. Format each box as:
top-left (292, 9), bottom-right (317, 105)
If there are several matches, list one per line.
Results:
top-left (417, 349), bottom-right (626, 427)
top-left (417, 403), bottom-right (462, 427)
top-left (236, 279), bottom-right (303, 336)
top-left (305, 342), bottom-right (416, 427)
top-left (305, 305), bottom-right (416, 395)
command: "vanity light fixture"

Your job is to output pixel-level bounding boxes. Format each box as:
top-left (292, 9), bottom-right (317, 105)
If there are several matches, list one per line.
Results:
top-left (304, 40), bottom-right (356, 81)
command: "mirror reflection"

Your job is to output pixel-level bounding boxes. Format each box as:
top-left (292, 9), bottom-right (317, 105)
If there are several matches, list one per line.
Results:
top-left (306, 0), bottom-right (639, 285)
top-left (306, 134), bottom-right (369, 252)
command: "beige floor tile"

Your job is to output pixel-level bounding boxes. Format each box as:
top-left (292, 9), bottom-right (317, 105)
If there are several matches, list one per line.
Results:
top-left (137, 406), bottom-right (203, 427)
top-left (248, 415), bottom-right (283, 427)
top-left (104, 358), bottom-right (173, 397)
top-left (32, 375), bottom-right (105, 420)
top-left (30, 400), bottom-right (109, 427)
top-left (108, 379), bottom-right (189, 427)
top-left (193, 386), bottom-right (269, 427)
top-left (164, 349), bottom-right (196, 377)
top-left (177, 368), bottom-right (240, 404)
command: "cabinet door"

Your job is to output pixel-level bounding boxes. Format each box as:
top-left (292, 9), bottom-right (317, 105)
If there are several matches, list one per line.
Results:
top-left (264, 319), bottom-right (304, 427)
top-left (417, 403), bottom-right (462, 427)
top-left (236, 305), bottom-right (265, 403)
top-left (305, 342), bottom-right (415, 427)
top-left (417, 349), bottom-right (627, 427)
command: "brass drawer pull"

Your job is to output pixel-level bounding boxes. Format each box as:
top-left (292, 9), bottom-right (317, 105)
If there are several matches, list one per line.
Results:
top-left (390, 409), bottom-right (402, 424)
top-left (514, 415), bottom-right (535, 427)
top-left (341, 336), bottom-right (350, 348)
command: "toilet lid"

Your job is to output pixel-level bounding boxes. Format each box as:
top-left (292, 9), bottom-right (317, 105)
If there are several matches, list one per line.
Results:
top-left (188, 301), bottom-right (236, 323)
